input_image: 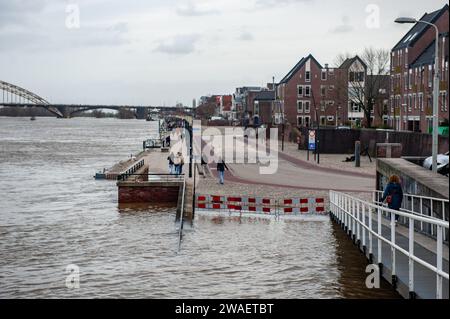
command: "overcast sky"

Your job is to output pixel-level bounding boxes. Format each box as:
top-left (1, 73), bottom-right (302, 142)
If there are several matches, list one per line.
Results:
top-left (0, 0), bottom-right (447, 106)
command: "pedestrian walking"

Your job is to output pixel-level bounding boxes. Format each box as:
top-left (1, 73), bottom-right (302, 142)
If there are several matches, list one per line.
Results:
top-left (179, 152), bottom-right (185, 175)
top-left (381, 175), bottom-right (404, 224)
top-left (174, 152), bottom-right (184, 175)
top-left (201, 155), bottom-right (208, 178)
top-left (167, 153), bottom-right (175, 174)
top-left (216, 158), bottom-right (228, 185)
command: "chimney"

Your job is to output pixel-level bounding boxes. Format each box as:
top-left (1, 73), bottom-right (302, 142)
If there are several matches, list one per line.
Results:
top-left (325, 63), bottom-right (329, 69)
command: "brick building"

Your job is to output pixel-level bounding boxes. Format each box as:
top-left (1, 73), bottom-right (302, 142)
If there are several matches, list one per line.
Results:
top-left (252, 90), bottom-right (275, 125)
top-left (389, 4), bottom-right (449, 132)
top-left (232, 86), bottom-right (264, 124)
top-left (219, 95), bottom-right (233, 119)
top-left (276, 54), bottom-right (338, 127)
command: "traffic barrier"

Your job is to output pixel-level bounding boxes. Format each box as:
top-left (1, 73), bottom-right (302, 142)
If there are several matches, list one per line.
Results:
top-left (196, 195), bottom-right (326, 215)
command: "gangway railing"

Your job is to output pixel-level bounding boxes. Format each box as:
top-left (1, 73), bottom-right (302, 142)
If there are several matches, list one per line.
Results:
top-left (373, 190), bottom-right (449, 242)
top-left (330, 190), bottom-right (449, 299)
top-left (116, 159), bottom-right (145, 181)
top-left (117, 173), bottom-right (184, 182)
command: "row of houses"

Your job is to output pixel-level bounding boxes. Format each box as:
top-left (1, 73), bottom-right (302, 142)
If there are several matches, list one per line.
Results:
top-left (197, 4), bottom-right (449, 133)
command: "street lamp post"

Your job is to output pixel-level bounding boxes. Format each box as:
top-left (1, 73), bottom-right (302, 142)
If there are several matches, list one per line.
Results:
top-left (395, 17), bottom-right (440, 174)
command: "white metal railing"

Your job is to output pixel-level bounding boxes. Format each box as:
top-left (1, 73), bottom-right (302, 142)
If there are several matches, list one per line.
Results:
top-left (330, 190), bottom-right (449, 299)
top-left (373, 190), bottom-right (449, 241)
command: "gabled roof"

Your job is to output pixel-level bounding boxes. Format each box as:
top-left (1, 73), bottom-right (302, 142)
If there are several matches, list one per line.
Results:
top-left (410, 40), bottom-right (435, 68)
top-left (392, 4), bottom-right (449, 51)
top-left (254, 90), bottom-right (275, 101)
top-left (339, 55), bottom-right (367, 70)
top-left (279, 54), bottom-right (323, 84)
top-left (410, 32), bottom-right (450, 68)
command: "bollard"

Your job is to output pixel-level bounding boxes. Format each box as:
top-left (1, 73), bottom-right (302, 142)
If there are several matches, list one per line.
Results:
top-left (392, 275), bottom-right (398, 290)
top-left (355, 141), bottom-right (361, 167)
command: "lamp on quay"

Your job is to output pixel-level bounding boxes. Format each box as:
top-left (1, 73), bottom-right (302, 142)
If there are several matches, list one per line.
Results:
top-left (395, 17), bottom-right (440, 174)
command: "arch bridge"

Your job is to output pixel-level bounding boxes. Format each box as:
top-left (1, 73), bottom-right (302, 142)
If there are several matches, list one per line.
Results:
top-left (0, 80), bottom-right (193, 119)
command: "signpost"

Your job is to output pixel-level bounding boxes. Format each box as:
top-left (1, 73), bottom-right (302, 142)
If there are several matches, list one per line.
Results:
top-left (308, 130), bottom-right (316, 150)
top-left (307, 130), bottom-right (316, 161)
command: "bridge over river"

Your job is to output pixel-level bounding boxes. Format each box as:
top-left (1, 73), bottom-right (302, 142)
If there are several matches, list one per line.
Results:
top-left (0, 80), bottom-right (192, 118)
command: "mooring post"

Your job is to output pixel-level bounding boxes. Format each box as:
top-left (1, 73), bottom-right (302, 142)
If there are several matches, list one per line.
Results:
top-left (355, 140), bottom-right (360, 167)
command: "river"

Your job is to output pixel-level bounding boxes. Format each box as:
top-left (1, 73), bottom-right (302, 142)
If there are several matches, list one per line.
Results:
top-left (0, 117), bottom-right (399, 298)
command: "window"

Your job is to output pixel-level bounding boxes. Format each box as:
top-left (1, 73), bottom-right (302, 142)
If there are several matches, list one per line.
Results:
top-left (409, 69), bottom-right (412, 89)
top-left (445, 62), bottom-right (449, 83)
top-left (408, 94), bottom-right (412, 112)
top-left (297, 101), bottom-right (303, 113)
top-left (413, 93), bottom-right (416, 109)
top-left (297, 116), bottom-right (303, 126)
top-left (320, 116), bottom-right (326, 125)
top-left (304, 101), bottom-right (310, 113)
top-left (321, 70), bottom-right (327, 81)
top-left (350, 101), bottom-right (360, 112)
top-left (428, 65), bottom-right (432, 87)
top-left (305, 71), bottom-right (311, 82)
top-left (320, 101), bottom-right (325, 111)
top-left (405, 49), bottom-right (408, 68)
top-left (254, 101), bottom-right (259, 115)
top-left (297, 85), bottom-right (303, 97)
top-left (305, 86), bottom-right (311, 97)
top-left (418, 93), bottom-right (423, 111)
top-left (321, 86), bottom-right (326, 97)
top-left (441, 92), bottom-right (448, 112)
top-left (358, 72), bottom-right (365, 82)
top-left (304, 116), bottom-right (311, 127)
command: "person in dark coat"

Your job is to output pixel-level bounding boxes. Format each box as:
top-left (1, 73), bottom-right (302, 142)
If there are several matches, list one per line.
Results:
top-left (167, 154), bottom-right (174, 174)
top-left (381, 175), bottom-right (404, 223)
top-left (216, 158), bottom-right (228, 185)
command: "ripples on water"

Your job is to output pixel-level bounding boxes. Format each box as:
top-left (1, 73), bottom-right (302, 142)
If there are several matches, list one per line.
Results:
top-left (0, 117), bottom-right (399, 298)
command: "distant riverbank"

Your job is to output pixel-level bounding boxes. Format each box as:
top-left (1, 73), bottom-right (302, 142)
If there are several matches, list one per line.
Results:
top-left (0, 107), bottom-right (135, 118)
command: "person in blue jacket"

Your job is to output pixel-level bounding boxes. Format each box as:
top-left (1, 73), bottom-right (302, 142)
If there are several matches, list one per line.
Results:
top-left (381, 175), bottom-right (404, 223)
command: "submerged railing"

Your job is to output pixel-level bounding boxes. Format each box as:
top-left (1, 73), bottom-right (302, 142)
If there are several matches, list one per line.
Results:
top-left (177, 177), bottom-right (187, 253)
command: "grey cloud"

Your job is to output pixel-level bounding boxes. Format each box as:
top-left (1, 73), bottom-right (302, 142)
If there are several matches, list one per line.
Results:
top-left (238, 31), bottom-right (254, 41)
top-left (67, 22), bottom-right (130, 47)
top-left (176, 2), bottom-right (220, 16)
top-left (0, 22), bottom-right (130, 51)
top-left (255, 0), bottom-right (312, 9)
top-left (153, 34), bottom-right (201, 55)
top-left (330, 16), bottom-right (354, 34)
top-left (0, 0), bottom-right (49, 28)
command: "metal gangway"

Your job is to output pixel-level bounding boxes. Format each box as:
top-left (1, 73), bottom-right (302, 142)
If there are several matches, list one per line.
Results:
top-left (330, 190), bottom-right (449, 299)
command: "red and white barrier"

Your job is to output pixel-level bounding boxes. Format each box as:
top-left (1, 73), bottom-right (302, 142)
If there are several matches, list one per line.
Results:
top-left (196, 195), bottom-right (326, 215)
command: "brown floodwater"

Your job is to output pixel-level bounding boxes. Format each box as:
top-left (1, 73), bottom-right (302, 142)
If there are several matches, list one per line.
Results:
top-left (0, 117), bottom-right (400, 298)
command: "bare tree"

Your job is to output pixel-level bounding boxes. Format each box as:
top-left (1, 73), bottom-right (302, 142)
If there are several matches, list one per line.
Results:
top-left (350, 48), bottom-right (390, 127)
top-left (335, 47), bottom-right (390, 128)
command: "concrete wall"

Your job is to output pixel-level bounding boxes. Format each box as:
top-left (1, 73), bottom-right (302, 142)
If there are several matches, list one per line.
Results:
top-left (118, 183), bottom-right (180, 203)
top-left (376, 158), bottom-right (449, 241)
